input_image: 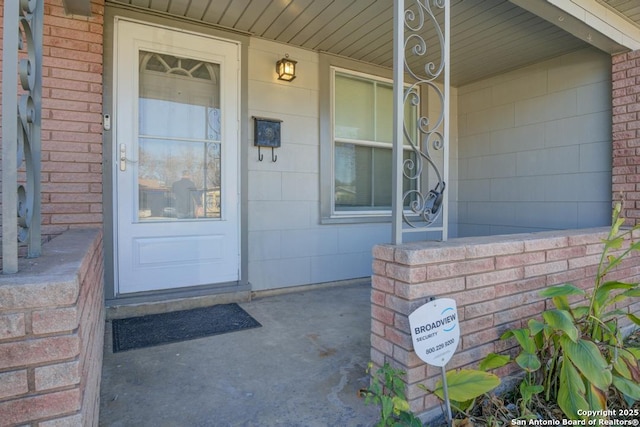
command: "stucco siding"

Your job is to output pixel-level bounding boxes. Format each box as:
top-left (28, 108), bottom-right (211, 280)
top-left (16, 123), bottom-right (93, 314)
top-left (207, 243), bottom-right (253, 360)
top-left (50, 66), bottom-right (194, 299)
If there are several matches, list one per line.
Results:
top-left (457, 47), bottom-right (612, 237)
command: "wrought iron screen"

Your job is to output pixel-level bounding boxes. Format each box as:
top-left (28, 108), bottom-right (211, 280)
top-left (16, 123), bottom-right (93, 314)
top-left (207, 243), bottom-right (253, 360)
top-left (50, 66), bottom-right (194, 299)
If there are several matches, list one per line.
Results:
top-left (392, 0), bottom-right (450, 244)
top-left (1, 0), bottom-right (43, 272)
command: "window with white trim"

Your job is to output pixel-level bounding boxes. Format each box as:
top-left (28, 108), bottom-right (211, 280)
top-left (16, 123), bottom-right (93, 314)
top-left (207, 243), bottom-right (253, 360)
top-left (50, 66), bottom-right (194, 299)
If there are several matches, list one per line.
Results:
top-left (331, 68), bottom-right (417, 215)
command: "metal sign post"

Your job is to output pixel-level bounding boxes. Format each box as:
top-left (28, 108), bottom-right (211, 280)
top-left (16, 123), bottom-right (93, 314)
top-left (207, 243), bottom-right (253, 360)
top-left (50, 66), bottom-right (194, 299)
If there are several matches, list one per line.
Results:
top-left (440, 365), bottom-right (453, 426)
top-left (409, 298), bottom-right (460, 427)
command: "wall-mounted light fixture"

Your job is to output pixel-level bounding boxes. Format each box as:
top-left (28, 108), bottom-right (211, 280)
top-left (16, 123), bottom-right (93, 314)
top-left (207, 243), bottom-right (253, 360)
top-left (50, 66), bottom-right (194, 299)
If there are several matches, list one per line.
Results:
top-left (276, 54), bottom-right (297, 82)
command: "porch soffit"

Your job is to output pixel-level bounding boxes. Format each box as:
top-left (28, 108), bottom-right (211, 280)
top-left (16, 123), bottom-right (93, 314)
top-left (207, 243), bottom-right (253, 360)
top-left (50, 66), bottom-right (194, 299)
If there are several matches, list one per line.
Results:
top-left (105, 0), bottom-right (640, 86)
top-left (514, 0), bottom-right (640, 53)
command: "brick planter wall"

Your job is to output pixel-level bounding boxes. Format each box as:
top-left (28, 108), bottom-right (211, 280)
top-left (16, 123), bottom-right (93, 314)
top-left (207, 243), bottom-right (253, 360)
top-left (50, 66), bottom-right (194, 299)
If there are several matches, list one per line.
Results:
top-left (372, 227), bottom-right (640, 418)
top-left (612, 49), bottom-right (640, 225)
top-left (0, 229), bottom-right (104, 426)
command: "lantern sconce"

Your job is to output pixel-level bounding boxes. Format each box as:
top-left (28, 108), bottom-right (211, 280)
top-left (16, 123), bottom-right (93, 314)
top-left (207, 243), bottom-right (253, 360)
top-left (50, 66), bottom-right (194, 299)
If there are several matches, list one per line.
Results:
top-left (276, 54), bottom-right (297, 82)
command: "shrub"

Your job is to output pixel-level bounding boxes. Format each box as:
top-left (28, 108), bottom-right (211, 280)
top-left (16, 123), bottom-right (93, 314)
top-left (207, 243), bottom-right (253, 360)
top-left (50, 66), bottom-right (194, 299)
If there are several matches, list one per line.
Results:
top-left (361, 362), bottom-right (422, 427)
top-left (484, 203), bottom-right (640, 420)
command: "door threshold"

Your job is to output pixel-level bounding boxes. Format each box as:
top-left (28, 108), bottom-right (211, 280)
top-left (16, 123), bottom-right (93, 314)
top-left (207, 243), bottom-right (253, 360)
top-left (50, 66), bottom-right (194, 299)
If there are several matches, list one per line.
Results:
top-left (105, 282), bottom-right (251, 320)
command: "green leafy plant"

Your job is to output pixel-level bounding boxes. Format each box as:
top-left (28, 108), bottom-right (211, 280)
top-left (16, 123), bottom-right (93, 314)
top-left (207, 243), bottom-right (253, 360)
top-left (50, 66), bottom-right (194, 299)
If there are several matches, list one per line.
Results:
top-left (419, 364), bottom-right (502, 421)
top-left (484, 203), bottom-right (640, 420)
top-left (363, 362), bottom-right (501, 426)
top-left (362, 362), bottom-right (422, 427)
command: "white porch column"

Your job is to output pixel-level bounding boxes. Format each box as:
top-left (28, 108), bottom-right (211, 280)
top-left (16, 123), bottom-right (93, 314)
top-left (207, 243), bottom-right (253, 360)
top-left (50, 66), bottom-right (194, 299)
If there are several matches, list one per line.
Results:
top-left (392, 0), bottom-right (406, 245)
top-left (2, 0), bottom-right (20, 272)
top-left (391, 0), bottom-right (450, 244)
top-left (2, 0), bottom-right (43, 272)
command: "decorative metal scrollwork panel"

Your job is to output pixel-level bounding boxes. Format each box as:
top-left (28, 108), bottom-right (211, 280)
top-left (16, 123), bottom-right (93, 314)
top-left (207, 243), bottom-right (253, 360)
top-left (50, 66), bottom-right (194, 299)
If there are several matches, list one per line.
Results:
top-left (402, 0), bottom-right (447, 229)
top-left (2, 0), bottom-right (42, 271)
top-left (16, 0), bottom-right (41, 244)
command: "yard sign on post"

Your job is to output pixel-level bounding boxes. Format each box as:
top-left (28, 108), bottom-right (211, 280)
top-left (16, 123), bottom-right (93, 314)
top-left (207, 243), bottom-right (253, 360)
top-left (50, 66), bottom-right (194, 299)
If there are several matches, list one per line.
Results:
top-left (409, 298), bottom-right (460, 426)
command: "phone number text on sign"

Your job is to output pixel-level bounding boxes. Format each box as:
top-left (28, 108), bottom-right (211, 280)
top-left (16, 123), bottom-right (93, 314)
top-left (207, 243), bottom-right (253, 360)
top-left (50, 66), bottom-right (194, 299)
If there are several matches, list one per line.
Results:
top-left (424, 338), bottom-right (456, 355)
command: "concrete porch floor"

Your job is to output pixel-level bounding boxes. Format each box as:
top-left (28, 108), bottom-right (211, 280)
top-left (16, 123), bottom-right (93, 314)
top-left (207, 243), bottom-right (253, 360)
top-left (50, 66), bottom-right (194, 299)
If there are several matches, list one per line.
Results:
top-left (99, 282), bottom-right (380, 426)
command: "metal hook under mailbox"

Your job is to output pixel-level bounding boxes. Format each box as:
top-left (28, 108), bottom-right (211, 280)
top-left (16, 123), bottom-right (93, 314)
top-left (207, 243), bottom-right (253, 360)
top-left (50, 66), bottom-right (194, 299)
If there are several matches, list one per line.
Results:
top-left (258, 146), bottom-right (277, 162)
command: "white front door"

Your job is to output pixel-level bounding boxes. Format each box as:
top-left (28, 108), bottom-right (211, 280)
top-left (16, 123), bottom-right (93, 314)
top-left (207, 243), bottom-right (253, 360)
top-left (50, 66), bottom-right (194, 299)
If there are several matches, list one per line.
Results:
top-left (114, 19), bottom-right (240, 294)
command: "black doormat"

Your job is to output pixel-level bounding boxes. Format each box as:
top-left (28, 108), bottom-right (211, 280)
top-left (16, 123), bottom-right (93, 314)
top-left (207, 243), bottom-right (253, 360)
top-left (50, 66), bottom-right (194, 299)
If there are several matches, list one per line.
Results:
top-left (112, 303), bottom-right (261, 353)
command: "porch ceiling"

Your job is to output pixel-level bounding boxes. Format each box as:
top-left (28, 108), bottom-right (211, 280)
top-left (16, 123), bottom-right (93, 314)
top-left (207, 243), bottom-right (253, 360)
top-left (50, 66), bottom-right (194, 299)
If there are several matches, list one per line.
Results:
top-left (601, 0), bottom-right (640, 23)
top-left (106, 0), bottom-right (640, 86)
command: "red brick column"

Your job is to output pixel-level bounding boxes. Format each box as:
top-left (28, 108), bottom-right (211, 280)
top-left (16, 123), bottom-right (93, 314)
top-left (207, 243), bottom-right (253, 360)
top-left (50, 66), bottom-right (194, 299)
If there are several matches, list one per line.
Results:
top-left (612, 50), bottom-right (640, 225)
top-left (0, 0), bottom-right (105, 243)
top-left (41, 0), bottom-right (105, 237)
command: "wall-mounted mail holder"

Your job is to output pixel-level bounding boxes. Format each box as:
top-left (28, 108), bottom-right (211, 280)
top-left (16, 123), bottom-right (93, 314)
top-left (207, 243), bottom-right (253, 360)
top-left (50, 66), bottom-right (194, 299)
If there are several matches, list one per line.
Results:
top-left (253, 117), bottom-right (282, 162)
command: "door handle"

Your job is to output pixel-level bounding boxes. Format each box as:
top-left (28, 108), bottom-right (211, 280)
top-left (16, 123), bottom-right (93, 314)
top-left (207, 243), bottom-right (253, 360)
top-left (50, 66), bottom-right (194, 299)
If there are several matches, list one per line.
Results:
top-left (119, 144), bottom-right (127, 171)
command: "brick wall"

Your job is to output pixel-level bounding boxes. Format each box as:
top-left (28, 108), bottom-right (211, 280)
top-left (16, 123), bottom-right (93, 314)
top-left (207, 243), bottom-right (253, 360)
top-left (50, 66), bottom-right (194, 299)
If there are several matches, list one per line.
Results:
top-left (612, 50), bottom-right (640, 225)
top-left (0, 228), bottom-right (104, 426)
top-left (371, 227), bottom-right (640, 417)
top-left (41, 0), bottom-right (105, 237)
top-left (0, 0), bottom-right (105, 245)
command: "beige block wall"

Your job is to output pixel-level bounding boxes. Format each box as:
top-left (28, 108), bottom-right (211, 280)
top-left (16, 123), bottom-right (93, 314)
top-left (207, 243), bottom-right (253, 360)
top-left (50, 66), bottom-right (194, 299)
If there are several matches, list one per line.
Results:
top-left (457, 47), bottom-right (612, 237)
top-left (246, 38), bottom-right (406, 291)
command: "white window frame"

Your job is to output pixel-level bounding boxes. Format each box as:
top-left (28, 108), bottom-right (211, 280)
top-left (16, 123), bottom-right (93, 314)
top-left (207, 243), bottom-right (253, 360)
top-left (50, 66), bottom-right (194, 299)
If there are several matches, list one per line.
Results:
top-left (325, 66), bottom-right (418, 221)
